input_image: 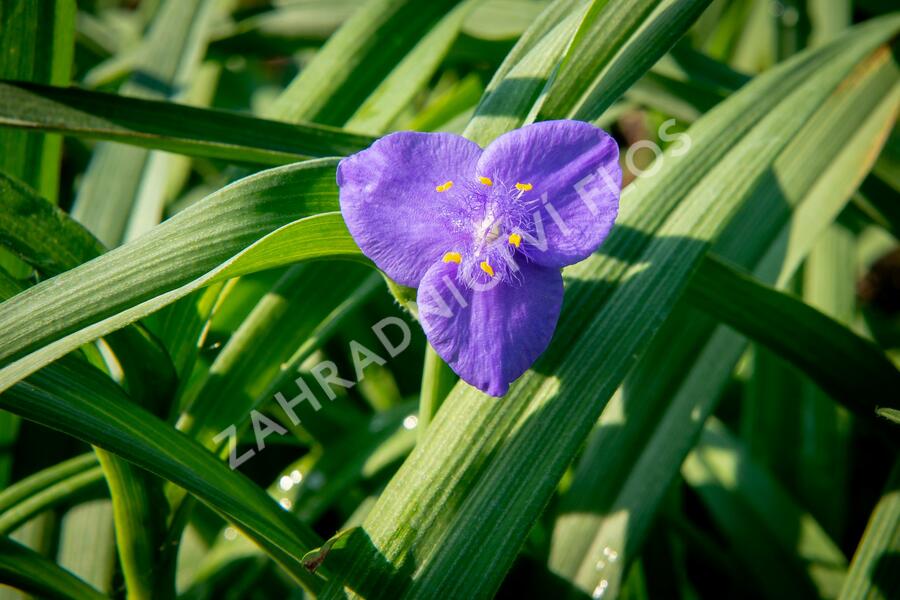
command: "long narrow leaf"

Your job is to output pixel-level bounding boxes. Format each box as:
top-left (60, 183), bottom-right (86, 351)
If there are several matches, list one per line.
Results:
top-left (0, 82), bottom-right (375, 164)
top-left (0, 536), bottom-right (107, 600)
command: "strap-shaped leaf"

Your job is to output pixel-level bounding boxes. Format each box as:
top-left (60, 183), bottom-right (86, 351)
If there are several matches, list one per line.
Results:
top-left (0, 454), bottom-right (104, 536)
top-left (0, 535), bottom-right (107, 600)
top-left (71, 0), bottom-right (227, 246)
top-left (0, 82), bottom-right (376, 164)
top-left (687, 255), bottom-right (900, 414)
top-left (0, 356), bottom-right (325, 593)
top-left (0, 0), bottom-right (74, 202)
top-left (839, 461), bottom-right (900, 600)
top-left (550, 36), bottom-right (900, 596)
top-left (319, 16), bottom-right (900, 598)
top-left (536, 0), bottom-right (713, 121)
top-left (269, 0), bottom-right (463, 124)
top-left (0, 158), bottom-right (357, 393)
top-left (683, 419), bottom-right (847, 599)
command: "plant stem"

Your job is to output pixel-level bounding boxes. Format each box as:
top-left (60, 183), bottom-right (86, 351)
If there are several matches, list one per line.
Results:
top-left (418, 345), bottom-right (456, 440)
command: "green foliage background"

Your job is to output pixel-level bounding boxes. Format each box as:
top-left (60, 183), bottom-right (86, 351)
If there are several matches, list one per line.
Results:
top-left (0, 0), bottom-right (897, 598)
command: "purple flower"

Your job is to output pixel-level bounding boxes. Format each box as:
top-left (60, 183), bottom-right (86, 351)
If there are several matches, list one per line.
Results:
top-left (337, 120), bottom-right (621, 396)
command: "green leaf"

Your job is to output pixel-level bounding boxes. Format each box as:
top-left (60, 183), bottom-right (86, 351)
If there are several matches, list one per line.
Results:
top-left (536, 0), bottom-right (713, 121)
top-left (1, 356), bottom-right (325, 593)
top-left (463, 0), bottom-right (587, 145)
top-left (0, 169), bottom-right (177, 408)
top-left (0, 535), bottom-right (107, 600)
top-left (418, 345), bottom-right (456, 438)
top-left (0, 158), bottom-right (356, 394)
top-left (344, 0), bottom-right (477, 134)
top-left (877, 408), bottom-right (900, 425)
top-left (0, 81), bottom-right (376, 165)
top-left (0, 0), bottom-right (74, 202)
top-left (321, 17), bottom-right (900, 598)
top-left (95, 449), bottom-right (170, 600)
top-left (268, 0), bottom-right (463, 124)
top-left (0, 458), bottom-right (105, 537)
top-left (55, 500), bottom-right (116, 594)
top-left (550, 32), bottom-right (900, 597)
top-left (838, 461), bottom-right (900, 600)
top-left (687, 255), bottom-right (900, 414)
top-left (682, 418), bottom-right (847, 599)
top-left (792, 225), bottom-right (855, 536)
top-left (302, 528), bottom-right (359, 573)
top-left (179, 263), bottom-right (380, 448)
top-left (0, 171), bottom-right (104, 276)
top-left (71, 0), bottom-right (229, 247)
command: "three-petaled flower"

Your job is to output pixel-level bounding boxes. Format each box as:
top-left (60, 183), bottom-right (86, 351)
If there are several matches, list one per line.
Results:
top-left (337, 120), bottom-right (621, 396)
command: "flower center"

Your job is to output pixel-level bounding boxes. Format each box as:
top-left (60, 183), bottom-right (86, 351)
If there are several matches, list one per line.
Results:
top-left (438, 175), bottom-right (537, 288)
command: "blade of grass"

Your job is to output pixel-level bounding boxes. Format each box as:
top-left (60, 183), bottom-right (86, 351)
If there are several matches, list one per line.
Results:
top-left (0, 468), bottom-right (106, 537)
top-left (177, 262), bottom-right (379, 449)
top-left (94, 450), bottom-right (170, 600)
top-left (536, 0), bottom-right (713, 121)
top-left (0, 453), bottom-right (97, 514)
top-left (55, 500), bottom-right (115, 594)
top-left (462, 2), bottom-right (588, 145)
top-left (71, 0), bottom-right (228, 247)
top-left (344, 0), bottom-right (477, 134)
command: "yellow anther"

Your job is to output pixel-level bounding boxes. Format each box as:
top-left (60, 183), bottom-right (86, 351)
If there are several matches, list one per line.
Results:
top-left (442, 251), bottom-right (462, 264)
top-left (479, 176), bottom-right (493, 186)
top-left (515, 182), bottom-right (533, 191)
top-left (508, 233), bottom-right (522, 248)
top-left (435, 180), bottom-right (454, 192)
top-left (480, 261), bottom-right (494, 277)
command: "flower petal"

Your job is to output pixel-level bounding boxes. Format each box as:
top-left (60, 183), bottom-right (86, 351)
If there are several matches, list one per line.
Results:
top-left (416, 259), bottom-right (563, 396)
top-left (476, 120), bottom-right (621, 268)
top-left (337, 131), bottom-right (483, 287)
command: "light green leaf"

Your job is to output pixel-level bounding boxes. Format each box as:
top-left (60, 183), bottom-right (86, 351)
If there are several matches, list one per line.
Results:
top-left (0, 158), bottom-right (355, 394)
top-left (72, 0), bottom-right (229, 247)
top-left (550, 32), bottom-right (900, 598)
top-left (0, 171), bottom-right (104, 276)
top-left (178, 262), bottom-right (379, 448)
top-left (269, 0), bottom-right (463, 124)
top-left (55, 500), bottom-right (116, 594)
top-left (0, 457), bottom-right (105, 536)
top-left (321, 17), bottom-right (900, 598)
top-left (536, 0), bottom-right (713, 121)
top-left (345, 0), bottom-right (477, 134)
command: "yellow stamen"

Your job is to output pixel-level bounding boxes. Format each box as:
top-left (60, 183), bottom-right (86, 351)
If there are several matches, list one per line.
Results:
top-left (480, 261), bottom-right (494, 277)
top-left (479, 176), bottom-right (493, 186)
top-left (442, 251), bottom-right (462, 264)
top-left (435, 180), bottom-right (454, 192)
top-left (515, 182), bottom-right (533, 191)
top-left (508, 233), bottom-right (522, 248)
